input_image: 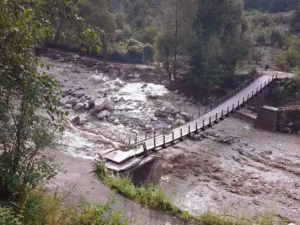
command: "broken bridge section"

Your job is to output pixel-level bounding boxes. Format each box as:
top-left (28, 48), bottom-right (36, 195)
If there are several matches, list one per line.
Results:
top-left (103, 74), bottom-right (279, 175)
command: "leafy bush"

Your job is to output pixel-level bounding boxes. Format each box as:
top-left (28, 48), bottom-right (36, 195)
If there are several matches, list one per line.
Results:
top-left (0, 207), bottom-right (22, 225)
top-left (101, 174), bottom-right (178, 215)
top-left (126, 45), bottom-right (144, 63)
top-left (143, 44), bottom-right (155, 63)
top-left (142, 26), bottom-right (158, 45)
top-left (275, 49), bottom-right (300, 72)
top-left (272, 76), bottom-right (300, 102)
top-left (257, 33), bottom-right (268, 45)
top-left (68, 198), bottom-right (128, 225)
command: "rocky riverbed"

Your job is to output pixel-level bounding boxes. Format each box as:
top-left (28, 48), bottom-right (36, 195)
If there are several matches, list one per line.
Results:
top-left (43, 49), bottom-right (300, 224)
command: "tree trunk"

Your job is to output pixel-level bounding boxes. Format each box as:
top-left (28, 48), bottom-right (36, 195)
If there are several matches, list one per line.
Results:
top-left (173, 0), bottom-right (178, 80)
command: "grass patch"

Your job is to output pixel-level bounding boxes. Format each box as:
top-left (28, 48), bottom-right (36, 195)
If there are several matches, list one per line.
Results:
top-left (0, 187), bottom-right (128, 225)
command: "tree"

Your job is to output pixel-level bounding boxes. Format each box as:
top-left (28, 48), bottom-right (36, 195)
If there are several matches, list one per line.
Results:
top-left (158, 0), bottom-right (197, 81)
top-left (0, 0), bottom-right (99, 204)
top-left (192, 0), bottom-right (250, 76)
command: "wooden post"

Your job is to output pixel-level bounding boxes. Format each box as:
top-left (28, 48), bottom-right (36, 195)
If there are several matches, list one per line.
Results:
top-left (196, 122), bottom-right (198, 131)
top-left (188, 125), bottom-right (191, 134)
top-left (243, 97), bottom-right (245, 104)
top-left (238, 100), bottom-right (240, 106)
top-left (203, 119), bottom-right (205, 127)
top-left (163, 134), bottom-right (166, 147)
top-left (180, 129), bottom-right (183, 138)
top-left (227, 107), bottom-right (229, 114)
top-left (215, 113), bottom-right (218, 121)
top-left (172, 132), bottom-right (174, 142)
top-left (209, 116), bottom-right (211, 124)
top-left (222, 110), bottom-right (224, 117)
top-left (143, 143), bottom-right (147, 153)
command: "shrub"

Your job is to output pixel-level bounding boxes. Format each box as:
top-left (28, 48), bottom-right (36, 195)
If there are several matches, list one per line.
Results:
top-left (257, 33), bottom-right (268, 45)
top-left (127, 38), bottom-right (142, 48)
top-left (143, 44), bottom-right (155, 63)
top-left (126, 45), bottom-right (144, 63)
top-left (275, 49), bottom-right (300, 72)
top-left (0, 207), bottom-right (22, 225)
top-left (68, 197), bottom-right (128, 225)
top-left (142, 26), bottom-right (158, 45)
top-left (111, 42), bottom-right (127, 61)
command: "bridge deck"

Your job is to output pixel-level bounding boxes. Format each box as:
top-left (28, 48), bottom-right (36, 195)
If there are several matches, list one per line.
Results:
top-left (105, 74), bottom-right (277, 171)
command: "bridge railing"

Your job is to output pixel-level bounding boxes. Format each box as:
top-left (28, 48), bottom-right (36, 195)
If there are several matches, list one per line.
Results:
top-left (118, 72), bottom-right (277, 152)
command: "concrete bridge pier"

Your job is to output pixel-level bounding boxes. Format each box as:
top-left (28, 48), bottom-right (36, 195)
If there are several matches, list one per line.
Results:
top-left (124, 158), bottom-right (163, 187)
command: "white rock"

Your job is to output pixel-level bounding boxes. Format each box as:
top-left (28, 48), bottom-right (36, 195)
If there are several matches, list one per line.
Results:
top-left (115, 79), bottom-right (125, 87)
top-left (175, 119), bottom-right (185, 126)
top-left (166, 117), bottom-right (174, 124)
top-left (113, 119), bottom-right (120, 125)
top-left (151, 116), bottom-right (158, 121)
top-left (97, 110), bottom-right (111, 120)
top-left (73, 103), bottom-right (84, 110)
top-left (65, 104), bottom-right (72, 109)
top-left (162, 105), bottom-right (176, 114)
top-left (145, 124), bottom-right (154, 130)
top-left (175, 114), bottom-right (183, 120)
top-left (90, 75), bottom-right (103, 84)
top-left (125, 105), bottom-right (135, 111)
top-left (105, 100), bottom-right (115, 111)
top-left (94, 98), bottom-right (107, 112)
top-left (180, 111), bottom-right (191, 118)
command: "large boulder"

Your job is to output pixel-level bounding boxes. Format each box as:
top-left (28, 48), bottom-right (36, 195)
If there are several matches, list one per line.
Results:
top-left (115, 79), bottom-right (125, 87)
top-left (94, 98), bottom-right (115, 112)
top-left (90, 75), bottom-right (103, 84)
top-left (154, 109), bottom-right (168, 118)
top-left (108, 69), bottom-right (119, 79)
top-left (105, 100), bottom-right (115, 111)
top-left (175, 119), bottom-right (185, 127)
top-left (73, 103), bottom-right (84, 111)
top-left (166, 117), bottom-right (174, 124)
top-left (97, 110), bottom-right (111, 120)
top-left (104, 64), bottom-right (115, 72)
top-left (94, 98), bottom-right (107, 112)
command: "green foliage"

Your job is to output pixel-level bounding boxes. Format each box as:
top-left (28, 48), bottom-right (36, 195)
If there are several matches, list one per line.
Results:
top-left (143, 44), bottom-right (155, 63)
top-left (142, 26), bottom-right (159, 45)
top-left (101, 174), bottom-right (178, 215)
top-left (272, 76), bottom-right (300, 101)
top-left (257, 33), bottom-right (268, 45)
top-left (275, 49), bottom-right (300, 71)
top-left (0, 207), bottom-right (22, 225)
top-left (192, 0), bottom-right (250, 77)
top-left (0, 0), bottom-right (99, 204)
top-left (68, 197), bottom-right (128, 225)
